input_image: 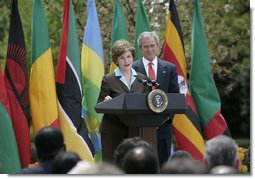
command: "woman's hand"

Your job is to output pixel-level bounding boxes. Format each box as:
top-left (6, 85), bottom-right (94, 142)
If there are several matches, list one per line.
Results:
top-left (104, 95), bottom-right (112, 101)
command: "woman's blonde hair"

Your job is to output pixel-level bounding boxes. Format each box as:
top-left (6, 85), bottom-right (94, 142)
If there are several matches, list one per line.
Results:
top-left (111, 39), bottom-right (135, 64)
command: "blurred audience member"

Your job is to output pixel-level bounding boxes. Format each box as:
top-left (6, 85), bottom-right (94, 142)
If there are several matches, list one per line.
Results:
top-left (209, 165), bottom-right (239, 174)
top-left (160, 158), bottom-right (208, 174)
top-left (52, 151), bottom-right (81, 174)
top-left (170, 150), bottom-right (192, 160)
top-left (122, 147), bottom-right (159, 174)
top-left (204, 135), bottom-right (239, 170)
top-left (113, 137), bottom-right (151, 170)
top-left (18, 126), bottom-right (66, 174)
top-left (68, 161), bottom-right (124, 174)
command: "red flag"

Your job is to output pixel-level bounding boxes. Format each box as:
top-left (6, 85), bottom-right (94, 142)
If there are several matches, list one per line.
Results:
top-left (162, 0), bottom-right (205, 161)
top-left (4, 0), bottom-right (31, 167)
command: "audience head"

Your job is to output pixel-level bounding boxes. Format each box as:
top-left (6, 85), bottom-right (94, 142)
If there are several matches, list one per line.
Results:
top-left (111, 39), bottom-right (135, 65)
top-left (35, 126), bottom-right (66, 162)
top-left (122, 147), bottom-right (159, 174)
top-left (68, 161), bottom-right (124, 174)
top-left (52, 151), bottom-right (81, 174)
top-left (204, 135), bottom-right (238, 170)
top-left (209, 165), bottom-right (239, 174)
top-left (170, 150), bottom-right (192, 160)
top-left (160, 158), bottom-right (208, 174)
top-left (113, 137), bottom-right (151, 169)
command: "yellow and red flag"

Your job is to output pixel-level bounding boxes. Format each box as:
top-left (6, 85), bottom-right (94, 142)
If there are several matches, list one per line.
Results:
top-left (162, 0), bottom-right (205, 161)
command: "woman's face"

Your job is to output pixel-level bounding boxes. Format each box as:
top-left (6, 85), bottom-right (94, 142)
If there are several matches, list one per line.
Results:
top-left (116, 51), bottom-right (133, 72)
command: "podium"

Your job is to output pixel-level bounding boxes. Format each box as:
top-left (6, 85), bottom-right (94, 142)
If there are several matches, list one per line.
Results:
top-left (95, 93), bottom-right (187, 153)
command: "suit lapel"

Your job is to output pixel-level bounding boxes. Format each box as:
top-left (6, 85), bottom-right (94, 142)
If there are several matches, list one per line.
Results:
top-left (114, 75), bottom-right (129, 92)
top-left (137, 60), bottom-right (147, 77)
top-left (157, 59), bottom-right (167, 85)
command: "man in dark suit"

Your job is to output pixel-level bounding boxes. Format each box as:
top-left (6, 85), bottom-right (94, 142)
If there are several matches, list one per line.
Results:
top-left (132, 31), bottom-right (179, 166)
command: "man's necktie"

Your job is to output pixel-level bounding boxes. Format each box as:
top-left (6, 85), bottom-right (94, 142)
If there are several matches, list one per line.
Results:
top-left (148, 62), bottom-right (156, 80)
top-left (148, 62), bottom-right (156, 90)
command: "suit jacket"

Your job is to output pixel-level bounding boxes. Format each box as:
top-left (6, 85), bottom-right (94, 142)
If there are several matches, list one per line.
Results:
top-left (132, 58), bottom-right (180, 138)
top-left (98, 71), bottom-right (151, 135)
top-left (17, 160), bottom-right (53, 174)
top-left (132, 58), bottom-right (179, 93)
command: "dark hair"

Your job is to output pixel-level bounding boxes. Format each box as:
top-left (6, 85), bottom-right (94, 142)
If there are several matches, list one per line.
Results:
top-left (122, 147), bottom-right (159, 174)
top-left (35, 126), bottom-right (66, 161)
top-left (52, 151), bottom-right (81, 174)
top-left (113, 137), bottom-right (151, 169)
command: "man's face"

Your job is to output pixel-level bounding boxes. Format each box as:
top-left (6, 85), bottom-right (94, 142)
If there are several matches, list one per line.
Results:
top-left (140, 37), bottom-right (159, 61)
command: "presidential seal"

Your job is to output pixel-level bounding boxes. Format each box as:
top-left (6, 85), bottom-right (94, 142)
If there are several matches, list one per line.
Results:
top-left (147, 89), bottom-right (168, 113)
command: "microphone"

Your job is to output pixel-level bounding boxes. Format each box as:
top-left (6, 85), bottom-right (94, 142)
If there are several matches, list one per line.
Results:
top-left (136, 77), bottom-right (153, 87)
top-left (147, 78), bottom-right (160, 89)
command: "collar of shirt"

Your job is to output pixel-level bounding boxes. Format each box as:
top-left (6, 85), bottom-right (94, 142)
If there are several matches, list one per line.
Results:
top-left (142, 57), bottom-right (158, 78)
top-left (114, 67), bottom-right (138, 90)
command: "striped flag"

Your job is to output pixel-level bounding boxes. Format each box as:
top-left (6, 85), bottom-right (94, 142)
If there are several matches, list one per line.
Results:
top-left (4, 0), bottom-right (31, 167)
top-left (0, 66), bottom-right (21, 173)
top-left (30, 0), bottom-right (59, 135)
top-left (56, 0), bottom-right (94, 162)
top-left (162, 0), bottom-right (204, 161)
top-left (134, 0), bottom-right (151, 59)
top-left (81, 0), bottom-right (105, 162)
top-left (190, 0), bottom-right (231, 139)
top-left (109, 0), bottom-right (128, 72)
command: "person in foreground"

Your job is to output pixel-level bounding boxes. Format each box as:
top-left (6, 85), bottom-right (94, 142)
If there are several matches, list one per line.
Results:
top-left (17, 126), bottom-right (66, 174)
top-left (51, 151), bottom-right (81, 174)
top-left (122, 147), bottom-right (159, 174)
top-left (204, 135), bottom-right (241, 171)
top-left (132, 31), bottom-right (179, 166)
top-left (97, 39), bottom-right (151, 163)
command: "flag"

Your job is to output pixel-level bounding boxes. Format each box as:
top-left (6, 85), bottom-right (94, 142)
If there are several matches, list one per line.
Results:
top-left (0, 67), bottom-right (21, 174)
top-left (4, 0), bottom-right (31, 167)
top-left (162, 0), bottom-right (204, 161)
top-left (30, 0), bottom-right (59, 135)
top-left (56, 0), bottom-right (94, 162)
top-left (109, 0), bottom-right (128, 72)
top-left (190, 0), bottom-right (231, 139)
top-left (134, 0), bottom-right (151, 59)
top-left (81, 0), bottom-right (105, 162)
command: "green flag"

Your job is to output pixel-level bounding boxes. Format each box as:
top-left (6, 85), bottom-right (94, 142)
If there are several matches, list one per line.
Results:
top-left (30, 0), bottom-right (59, 136)
top-left (190, 0), bottom-right (230, 139)
top-left (134, 0), bottom-right (151, 59)
top-left (0, 68), bottom-right (21, 174)
top-left (109, 0), bottom-right (128, 72)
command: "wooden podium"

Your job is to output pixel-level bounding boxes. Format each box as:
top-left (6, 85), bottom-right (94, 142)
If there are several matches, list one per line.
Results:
top-left (95, 93), bottom-right (187, 153)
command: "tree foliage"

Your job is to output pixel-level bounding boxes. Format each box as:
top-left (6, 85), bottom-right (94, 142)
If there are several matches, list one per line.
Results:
top-left (0, 0), bottom-right (250, 137)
